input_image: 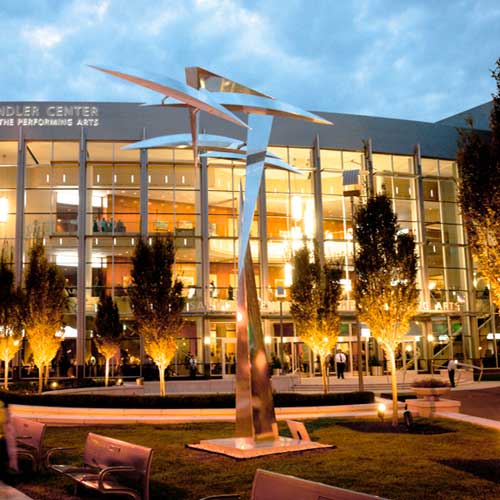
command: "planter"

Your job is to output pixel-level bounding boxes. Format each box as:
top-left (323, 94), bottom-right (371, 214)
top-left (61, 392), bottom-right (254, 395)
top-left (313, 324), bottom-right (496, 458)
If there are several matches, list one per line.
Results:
top-left (412, 387), bottom-right (450, 401)
top-left (370, 366), bottom-right (383, 376)
top-left (272, 368), bottom-right (281, 376)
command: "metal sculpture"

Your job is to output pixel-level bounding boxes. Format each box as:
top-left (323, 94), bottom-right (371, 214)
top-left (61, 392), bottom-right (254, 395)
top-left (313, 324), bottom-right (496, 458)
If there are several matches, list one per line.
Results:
top-left (91, 64), bottom-right (332, 444)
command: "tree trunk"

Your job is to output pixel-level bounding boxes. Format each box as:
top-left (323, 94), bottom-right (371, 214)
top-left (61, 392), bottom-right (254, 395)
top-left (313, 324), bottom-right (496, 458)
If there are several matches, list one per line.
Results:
top-left (388, 350), bottom-right (398, 427)
top-left (3, 357), bottom-right (8, 390)
top-left (44, 364), bottom-right (50, 387)
top-left (38, 364), bottom-right (43, 393)
top-left (105, 358), bottom-right (110, 387)
top-left (321, 358), bottom-right (328, 394)
top-left (159, 362), bottom-right (166, 396)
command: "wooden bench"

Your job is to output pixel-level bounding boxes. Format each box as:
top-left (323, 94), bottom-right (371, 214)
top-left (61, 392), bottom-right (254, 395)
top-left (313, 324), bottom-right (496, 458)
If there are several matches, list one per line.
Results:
top-left (12, 416), bottom-right (47, 471)
top-left (200, 468), bottom-right (388, 500)
top-left (46, 432), bottom-right (153, 500)
top-left (286, 419), bottom-right (311, 441)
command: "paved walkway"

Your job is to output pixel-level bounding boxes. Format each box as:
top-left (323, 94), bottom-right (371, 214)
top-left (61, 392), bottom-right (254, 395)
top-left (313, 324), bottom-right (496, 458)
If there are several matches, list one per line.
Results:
top-left (445, 385), bottom-right (500, 421)
top-left (0, 482), bottom-right (33, 499)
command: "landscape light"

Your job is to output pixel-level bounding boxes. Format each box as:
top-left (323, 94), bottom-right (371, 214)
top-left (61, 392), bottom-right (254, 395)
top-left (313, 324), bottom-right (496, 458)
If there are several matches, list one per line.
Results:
top-left (377, 403), bottom-right (386, 422)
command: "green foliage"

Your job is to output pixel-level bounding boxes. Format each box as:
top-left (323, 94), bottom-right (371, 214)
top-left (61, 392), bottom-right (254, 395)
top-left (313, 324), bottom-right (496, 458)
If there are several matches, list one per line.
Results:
top-left (129, 236), bottom-right (185, 337)
top-left (354, 194), bottom-right (418, 349)
top-left (129, 236), bottom-right (185, 395)
top-left (354, 193), bottom-right (418, 426)
top-left (456, 57), bottom-right (500, 310)
top-left (412, 378), bottom-right (450, 388)
top-left (0, 243), bottom-right (23, 334)
top-left (23, 235), bottom-right (68, 334)
top-left (290, 241), bottom-right (343, 339)
top-left (94, 293), bottom-right (122, 340)
top-left (0, 390), bottom-right (374, 409)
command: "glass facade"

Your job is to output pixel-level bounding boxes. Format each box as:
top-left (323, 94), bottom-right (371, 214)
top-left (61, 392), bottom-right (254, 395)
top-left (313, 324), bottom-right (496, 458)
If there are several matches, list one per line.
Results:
top-left (1, 103), bottom-right (496, 378)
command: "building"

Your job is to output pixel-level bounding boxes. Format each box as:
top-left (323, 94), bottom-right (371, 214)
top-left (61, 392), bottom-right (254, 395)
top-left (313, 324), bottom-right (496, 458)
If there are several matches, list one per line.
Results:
top-left (0, 99), bottom-right (497, 378)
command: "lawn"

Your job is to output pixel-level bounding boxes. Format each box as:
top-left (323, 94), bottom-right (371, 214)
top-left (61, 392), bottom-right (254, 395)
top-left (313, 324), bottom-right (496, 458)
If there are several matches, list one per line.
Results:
top-left (5, 418), bottom-right (500, 500)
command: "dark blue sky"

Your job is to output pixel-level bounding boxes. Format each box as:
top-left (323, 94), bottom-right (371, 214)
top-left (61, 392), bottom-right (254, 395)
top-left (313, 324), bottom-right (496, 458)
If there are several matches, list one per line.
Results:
top-left (1, 0), bottom-right (499, 122)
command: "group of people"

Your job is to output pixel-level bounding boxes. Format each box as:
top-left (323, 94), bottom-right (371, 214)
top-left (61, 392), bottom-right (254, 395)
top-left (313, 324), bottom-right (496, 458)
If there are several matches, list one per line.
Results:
top-left (92, 217), bottom-right (126, 233)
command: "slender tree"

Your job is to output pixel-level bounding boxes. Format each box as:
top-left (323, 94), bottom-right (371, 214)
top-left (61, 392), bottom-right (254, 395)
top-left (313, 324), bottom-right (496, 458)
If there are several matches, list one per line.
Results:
top-left (290, 241), bottom-right (343, 394)
top-left (129, 236), bottom-right (185, 396)
top-left (354, 194), bottom-right (418, 426)
top-left (0, 244), bottom-right (22, 390)
top-left (23, 236), bottom-right (67, 393)
top-left (94, 292), bottom-right (122, 387)
top-left (457, 58), bottom-right (500, 312)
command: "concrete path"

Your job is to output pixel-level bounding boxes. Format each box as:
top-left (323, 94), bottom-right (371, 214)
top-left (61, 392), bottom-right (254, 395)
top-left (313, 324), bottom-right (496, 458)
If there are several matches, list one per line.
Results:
top-left (0, 482), bottom-right (33, 500)
top-left (445, 386), bottom-right (500, 421)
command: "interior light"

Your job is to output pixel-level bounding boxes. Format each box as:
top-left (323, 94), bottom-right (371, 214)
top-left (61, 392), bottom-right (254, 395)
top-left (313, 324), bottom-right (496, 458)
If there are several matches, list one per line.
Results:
top-left (291, 195), bottom-right (302, 220)
top-left (284, 263), bottom-right (293, 287)
top-left (427, 334), bottom-right (435, 342)
top-left (304, 199), bottom-right (315, 238)
top-left (0, 197), bottom-right (8, 222)
top-left (204, 336), bottom-right (211, 345)
top-left (264, 335), bottom-right (272, 345)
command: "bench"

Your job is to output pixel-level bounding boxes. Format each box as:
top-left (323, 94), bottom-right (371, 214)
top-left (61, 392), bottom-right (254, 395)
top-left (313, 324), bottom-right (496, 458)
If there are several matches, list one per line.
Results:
top-left (286, 419), bottom-right (311, 441)
top-left (12, 416), bottom-right (47, 471)
top-left (46, 432), bottom-right (153, 500)
top-left (200, 468), bottom-right (388, 500)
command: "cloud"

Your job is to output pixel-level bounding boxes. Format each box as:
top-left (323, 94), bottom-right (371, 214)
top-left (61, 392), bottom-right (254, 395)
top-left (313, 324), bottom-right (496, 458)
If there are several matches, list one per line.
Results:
top-left (0, 0), bottom-right (499, 122)
top-left (22, 25), bottom-right (65, 49)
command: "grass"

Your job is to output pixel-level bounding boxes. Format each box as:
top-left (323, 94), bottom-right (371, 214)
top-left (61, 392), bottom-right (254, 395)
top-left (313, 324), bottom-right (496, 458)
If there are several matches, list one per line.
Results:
top-left (5, 418), bottom-right (500, 500)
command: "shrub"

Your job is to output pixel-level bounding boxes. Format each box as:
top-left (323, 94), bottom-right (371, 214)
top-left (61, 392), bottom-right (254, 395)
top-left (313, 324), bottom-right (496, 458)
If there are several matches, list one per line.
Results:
top-left (412, 378), bottom-right (450, 388)
top-left (0, 391), bottom-right (374, 409)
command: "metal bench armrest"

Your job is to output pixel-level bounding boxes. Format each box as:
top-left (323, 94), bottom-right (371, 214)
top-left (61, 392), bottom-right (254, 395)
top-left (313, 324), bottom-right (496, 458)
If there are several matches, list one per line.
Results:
top-left (46, 447), bottom-right (78, 467)
top-left (98, 465), bottom-right (138, 490)
top-left (198, 495), bottom-right (241, 500)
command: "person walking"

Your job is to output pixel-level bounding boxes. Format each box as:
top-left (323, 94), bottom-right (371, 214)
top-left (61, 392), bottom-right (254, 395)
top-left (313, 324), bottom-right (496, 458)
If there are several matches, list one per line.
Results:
top-left (335, 349), bottom-right (347, 379)
top-left (447, 358), bottom-right (458, 388)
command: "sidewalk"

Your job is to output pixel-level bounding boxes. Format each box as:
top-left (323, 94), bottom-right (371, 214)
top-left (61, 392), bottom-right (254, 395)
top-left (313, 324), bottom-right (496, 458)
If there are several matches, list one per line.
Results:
top-left (0, 482), bottom-right (33, 500)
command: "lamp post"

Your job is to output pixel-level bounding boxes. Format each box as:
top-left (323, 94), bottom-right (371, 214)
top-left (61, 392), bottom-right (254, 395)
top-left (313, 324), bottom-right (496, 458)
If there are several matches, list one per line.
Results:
top-left (343, 169), bottom-right (364, 391)
top-left (276, 286), bottom-right (286, 365)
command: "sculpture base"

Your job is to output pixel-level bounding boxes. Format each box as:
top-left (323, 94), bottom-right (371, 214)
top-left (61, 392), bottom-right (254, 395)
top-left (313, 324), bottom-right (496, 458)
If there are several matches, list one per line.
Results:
top-left (187, 436), bottom-right (334, 459)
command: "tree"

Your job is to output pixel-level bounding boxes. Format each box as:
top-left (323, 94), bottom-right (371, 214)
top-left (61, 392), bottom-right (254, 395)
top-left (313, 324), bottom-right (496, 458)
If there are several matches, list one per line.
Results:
top-left (23, 236), bottom-right (67, 393)
top-left (94, 292), bottom-right (122, 387)
top-left (354, 194), bottom-right (418, 426)
top-left (457, 58), bottom-right (500, 312)
top-left (0, 244), bottom-right (22, 390)
top-left (129, 236), bottom-right (185, 396)
top-left (290, 241), bottom-right (343, 394)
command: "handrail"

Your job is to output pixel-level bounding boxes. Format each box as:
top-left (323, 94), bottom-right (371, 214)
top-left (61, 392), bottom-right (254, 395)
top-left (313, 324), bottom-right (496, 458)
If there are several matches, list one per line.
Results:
top-left (457, 362), bottom-right (484, 382)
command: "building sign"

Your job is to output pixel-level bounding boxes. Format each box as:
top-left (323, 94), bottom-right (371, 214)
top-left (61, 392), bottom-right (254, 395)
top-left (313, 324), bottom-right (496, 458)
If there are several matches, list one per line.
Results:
top-left (0, 105), bottom-right (100, 127)
top-left (419, 301), bottom-right (462, 313)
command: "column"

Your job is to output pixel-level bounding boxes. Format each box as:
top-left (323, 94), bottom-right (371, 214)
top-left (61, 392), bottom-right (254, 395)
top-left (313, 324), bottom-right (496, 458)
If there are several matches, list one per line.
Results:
top-left (14, 127), bottom-right (25, 286)
top-left (76, 128), bottom-right (87, 376)
top-left (313, 134), bottom-right (325, 268)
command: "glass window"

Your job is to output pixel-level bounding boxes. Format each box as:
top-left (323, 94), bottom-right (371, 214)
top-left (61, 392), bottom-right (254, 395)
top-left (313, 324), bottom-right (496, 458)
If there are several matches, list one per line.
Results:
top-left (289, 148), bottom-right (312, 169)
top-left (423, 180), bottom-right (439, 201)
top-left (321, 171), bottom-right (343, 195)
top-left (421, 158), bottom-right (438, 176)
top-left (265, 169), bottom-right (289, 193)
top-left (393, 155), bottom-right (413, 174)
top-left (393, 178), bottom-right (413, 199)
top-left (440, 180), bottom-right (457, 203)
top-left (439, 160), bottom-right (456, 178)
top-left (372, 154), bottom-right (392, 173)
top-left (320, 149), bottom-right (342, 171)
top-left (0, 141), bottom-right (18, 189)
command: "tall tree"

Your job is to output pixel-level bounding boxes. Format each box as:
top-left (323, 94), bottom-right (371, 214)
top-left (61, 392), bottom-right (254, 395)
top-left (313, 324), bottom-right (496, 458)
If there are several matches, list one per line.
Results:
top-left (94, 292), bottom-right (122, 387)
top-left (290, 241), bottom-right (343, 394)
top-left (129, 236), bottom-right (185, 396)
top-left (23, 236), bottom-right (67, 393)
top-left (354, 194), bottom-right (418, 426)
top-left (457, 58), bottom-right (500, 312)
top-left (0, 244), bottom-right (22, 390)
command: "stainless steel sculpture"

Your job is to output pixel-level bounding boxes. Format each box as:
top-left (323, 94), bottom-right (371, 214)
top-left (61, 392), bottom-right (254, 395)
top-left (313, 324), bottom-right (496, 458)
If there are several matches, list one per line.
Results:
top-left (91, 64), bottom-right (332, 445)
